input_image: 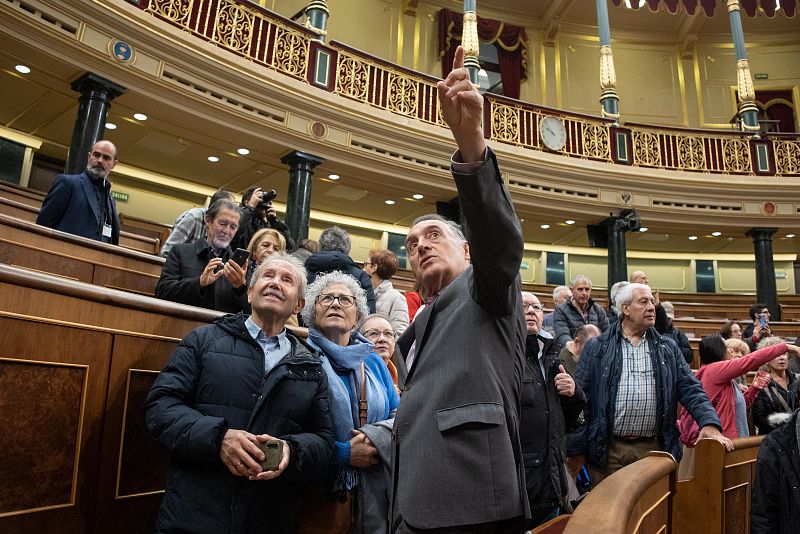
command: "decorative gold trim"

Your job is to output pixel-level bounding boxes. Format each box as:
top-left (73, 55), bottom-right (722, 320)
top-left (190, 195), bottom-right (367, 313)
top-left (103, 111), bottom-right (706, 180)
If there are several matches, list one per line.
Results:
top-left (599, 45), bottom-right (617, 93)
top-left (461, 11), bottom-right (479, 59)
top-left (676, 51), bottom-right (689, 127)
top-left (727, 0), bottom-right (741, 12)
top-left (539, 43), bottom-right (547, 104)
top-left (555, 39), bottom-right (562, 109)
top-left (736, 58), bottom-right (756, 104)
top-left (0, 357), bottom-right (89, 518)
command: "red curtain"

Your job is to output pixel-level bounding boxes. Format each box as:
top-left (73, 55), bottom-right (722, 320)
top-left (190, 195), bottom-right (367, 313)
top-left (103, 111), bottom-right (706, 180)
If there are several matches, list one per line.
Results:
top-left (437, 8), bottom-right (528, 99)
top-left (610, 0), bottom-right (796, 17)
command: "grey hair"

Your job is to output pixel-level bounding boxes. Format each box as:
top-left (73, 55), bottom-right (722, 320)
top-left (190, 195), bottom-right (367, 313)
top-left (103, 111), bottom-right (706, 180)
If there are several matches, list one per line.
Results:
top-left (615, 282), bottom-right (651, 319)
top-left (301, 271), bottom-right (369, 327)
top-left (249, 253), bottom-right (308, 298)
top-left (552, 285), bottom-right (570, 301)
top-left (357, 312), bottom-right (393, 333)
top-left (410, 214), bottom-right (466, 244)
top-left (609, 280), bottom-right (630, 313)
top-left (571, 274), bottom-right (591, 288)
top-left (206, 199), bottom-right (240, 222)
top-left (318, 226), bottom-right (351, 253)
top-left (756, 336), bottom-right (783, 351)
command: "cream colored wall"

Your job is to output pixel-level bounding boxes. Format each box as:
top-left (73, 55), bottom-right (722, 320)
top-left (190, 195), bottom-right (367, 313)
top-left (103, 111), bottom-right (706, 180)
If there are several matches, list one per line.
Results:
top-left (520, 250), bottom-right (543, 283)
top-left (109, 178), bottom-right (198, 225)
top-left (717, 260), bottom-right (795, 294)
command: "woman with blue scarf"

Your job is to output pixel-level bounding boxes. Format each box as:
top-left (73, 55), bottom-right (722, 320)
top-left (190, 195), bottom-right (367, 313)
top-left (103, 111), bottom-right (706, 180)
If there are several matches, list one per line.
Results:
top-left (299, 271), bottom-right (400, 533)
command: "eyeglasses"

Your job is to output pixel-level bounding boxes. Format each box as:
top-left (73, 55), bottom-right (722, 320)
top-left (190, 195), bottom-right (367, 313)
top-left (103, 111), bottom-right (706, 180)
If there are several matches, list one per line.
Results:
top-left (363, 329), bottom-right (397, 341)
top-left (317, 293), bottom-right (356, 308)
top-left (523, 302), bottom-right (544, 312)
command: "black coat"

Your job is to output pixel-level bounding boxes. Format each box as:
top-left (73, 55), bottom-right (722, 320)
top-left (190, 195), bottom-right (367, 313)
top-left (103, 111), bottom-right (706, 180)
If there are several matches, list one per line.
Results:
top-left (155, 238), bottom-right (249, 313)
top-left (145, 313), bottom-right (334, 534)
top-left (231, 206), bottom-right (296, 253)
top-left (305, 250), bottom-right (376, 313)
top-left (521, 333), bottom-right (586, 524)
top-left (553, 297), bottom-right (609, 349)
top-left (753, 374), bottom-right (798, 435)
top-left (751, 409), bottom-right (800, 534)
top-left (662, 325), bottom-right (693, 365)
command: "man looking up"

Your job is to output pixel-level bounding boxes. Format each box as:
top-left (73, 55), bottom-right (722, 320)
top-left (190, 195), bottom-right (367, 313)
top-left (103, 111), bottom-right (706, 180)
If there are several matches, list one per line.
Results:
top-left (37, 140), bottom-right (120, 244)
top-left (520, 291), bottom-right (585, 528)
top-left (566, 283), bottom-right (731, 485)
top-left (146, 254), bottom-right (333, 533)
top-left (392, 45), bottom-right (528, 533)
top-left (553, 275), bottom-right (609, 350)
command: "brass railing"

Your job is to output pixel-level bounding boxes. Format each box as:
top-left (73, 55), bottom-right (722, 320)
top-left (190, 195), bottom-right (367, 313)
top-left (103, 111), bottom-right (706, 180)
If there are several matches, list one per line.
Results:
top-left (139, 0), bottom-right (800, 177)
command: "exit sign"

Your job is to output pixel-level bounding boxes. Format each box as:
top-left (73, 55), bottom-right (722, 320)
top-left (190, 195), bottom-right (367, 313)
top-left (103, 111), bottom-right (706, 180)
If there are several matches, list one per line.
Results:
top-left (111, 191), bottom-right (129, 202)
top-left (755, 73), bottom-right (768, 80)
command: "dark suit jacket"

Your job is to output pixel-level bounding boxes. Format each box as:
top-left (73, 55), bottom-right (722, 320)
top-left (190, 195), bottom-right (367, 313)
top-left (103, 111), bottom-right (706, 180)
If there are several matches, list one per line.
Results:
top-left (155, 238), bottom-right (248, 313)
top-left (391, 150), bottom-right (528, 529)
top-left (36, 171), bottom-right (120, 245)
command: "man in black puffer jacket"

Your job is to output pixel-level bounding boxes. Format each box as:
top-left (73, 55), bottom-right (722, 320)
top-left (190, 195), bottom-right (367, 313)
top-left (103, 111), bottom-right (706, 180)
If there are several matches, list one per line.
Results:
top-left (146, 254), bottom-right (333, 534)
top-left (751, 408), bottom-right (800, 534)
top-left (304, 226), bottom-right (376, 312)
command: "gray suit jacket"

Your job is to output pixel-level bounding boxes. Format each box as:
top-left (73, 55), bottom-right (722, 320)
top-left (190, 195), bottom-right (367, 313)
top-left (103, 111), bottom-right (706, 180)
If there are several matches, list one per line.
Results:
top-left (391, 150), bottom-right (528, 529)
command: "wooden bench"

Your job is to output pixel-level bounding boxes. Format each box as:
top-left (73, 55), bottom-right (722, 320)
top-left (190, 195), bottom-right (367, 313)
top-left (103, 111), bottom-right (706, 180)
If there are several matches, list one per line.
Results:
top-left (673, 436), bottom-right (764, 534)
top-left (563, 452), bottom-right (677, 534)
top-left (0, 196), bottom-right (161, 255)
top-left (532, 514), bottom-right (570, 533)
top-left (0, 212), bottom-right (163, 295)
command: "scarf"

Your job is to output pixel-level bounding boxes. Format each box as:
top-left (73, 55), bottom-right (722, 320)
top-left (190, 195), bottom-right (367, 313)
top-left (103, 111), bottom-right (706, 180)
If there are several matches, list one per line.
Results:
top-left (307, 329), bottom-right (389, 491)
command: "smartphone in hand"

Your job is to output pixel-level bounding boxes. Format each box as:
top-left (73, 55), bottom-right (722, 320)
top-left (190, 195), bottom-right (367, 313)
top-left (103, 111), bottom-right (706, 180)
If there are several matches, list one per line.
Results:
top-left (230, 248), bottom-right (251, 268)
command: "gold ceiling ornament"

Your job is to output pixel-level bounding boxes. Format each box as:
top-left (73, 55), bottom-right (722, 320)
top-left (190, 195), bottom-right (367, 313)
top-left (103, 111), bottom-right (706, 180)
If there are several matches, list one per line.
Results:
top-left (388, 74), bottom-right (419, 117)
top-left (721, 138), bottom-right (751, 173)
top-left (632, 131), bottom-right (662, 167)
top-left (214, 1), bottom-right (255, 53)
top-left (677, 136), bottom-right (706, 170)
top-left (335, 54), bottom-right (370, 101)
top-left (490, 103), bottom-right (520, 143)
top-left (774, 141), bottom-right (800, 176)
top-left (145, 0), bottom-right (192, 26)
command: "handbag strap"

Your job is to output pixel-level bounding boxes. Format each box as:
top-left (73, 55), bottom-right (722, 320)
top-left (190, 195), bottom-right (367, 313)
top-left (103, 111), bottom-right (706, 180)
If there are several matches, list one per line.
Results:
top-left (769, 384), bottom-right (792, 413)
top-left (359, 362), bottom-right (368, 427)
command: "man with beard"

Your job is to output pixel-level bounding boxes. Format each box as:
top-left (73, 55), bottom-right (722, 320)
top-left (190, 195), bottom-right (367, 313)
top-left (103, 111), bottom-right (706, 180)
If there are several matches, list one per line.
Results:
top-left (37, 140), bottom-right (121, 244)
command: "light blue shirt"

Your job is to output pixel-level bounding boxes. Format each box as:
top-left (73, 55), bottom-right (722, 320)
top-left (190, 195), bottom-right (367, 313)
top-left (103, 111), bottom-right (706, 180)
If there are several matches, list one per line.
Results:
top-left (245, 316), bottom-right (291, 374)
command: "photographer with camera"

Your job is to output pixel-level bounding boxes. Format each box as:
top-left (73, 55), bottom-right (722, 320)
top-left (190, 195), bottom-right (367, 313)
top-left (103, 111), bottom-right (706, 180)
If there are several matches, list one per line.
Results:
top-left (232, 186), bottom-right (296, 254)
top-left (744, 303), bottom-right (773, 351)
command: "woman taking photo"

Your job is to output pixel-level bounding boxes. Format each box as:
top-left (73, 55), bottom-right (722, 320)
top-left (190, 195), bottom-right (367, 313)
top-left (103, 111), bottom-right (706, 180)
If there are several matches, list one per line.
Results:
top-left (299, 271), bottom-right (400, 533)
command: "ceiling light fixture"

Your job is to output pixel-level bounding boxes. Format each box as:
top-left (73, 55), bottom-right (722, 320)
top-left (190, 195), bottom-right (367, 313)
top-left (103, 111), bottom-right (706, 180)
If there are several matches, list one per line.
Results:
top-left (711, 231), bottom-right (722, 237)
top-left (412, 194), bottom-right (424, 200)
top-left (384, 199), bottom-right (396, 205)
top-left (105, 123), bottom-right (117, 130)
top-left (207, 156), bottom-right (219, 162)
top-left (237, 148), bottom-right (250, 155)
top-left (540, 224), bottom-right (550, 229)
top-left (688, 235), bottom-right (698, 241)
top-left (328, 174), bottom-right (340, 180)
top-left (565, 219), bottom-right (575, 225)
top-left (133, 113), bottom-right (148, 121)
top-left (14, 65), bottom-right (31, 74)
top-left (787, 234), bottom-right (796, 238)
top-left (639, 227), bottom-right (648, 232)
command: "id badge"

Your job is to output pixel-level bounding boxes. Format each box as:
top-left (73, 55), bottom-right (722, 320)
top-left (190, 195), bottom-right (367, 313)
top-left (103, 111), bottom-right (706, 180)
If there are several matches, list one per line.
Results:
top-left (102, 224), bottom-right (113, 238)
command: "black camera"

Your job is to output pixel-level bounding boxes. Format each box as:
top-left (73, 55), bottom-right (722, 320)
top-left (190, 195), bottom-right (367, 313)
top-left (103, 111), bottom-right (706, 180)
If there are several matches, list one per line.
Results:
top-left (258, 189), bottom-right (277, 210)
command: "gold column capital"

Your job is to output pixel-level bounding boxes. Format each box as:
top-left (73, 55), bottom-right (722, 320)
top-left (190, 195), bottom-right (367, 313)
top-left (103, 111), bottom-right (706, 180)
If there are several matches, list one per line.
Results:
top-left (727, 0), bottom-right (740, 13)
top-left (600, 45), bottom-right (617, 92)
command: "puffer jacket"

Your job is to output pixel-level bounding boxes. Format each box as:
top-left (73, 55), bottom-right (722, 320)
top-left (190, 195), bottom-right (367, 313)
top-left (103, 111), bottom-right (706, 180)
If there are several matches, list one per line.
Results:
top-left (567, 320), bottom-right (720, 465)
top-left (553, 297), bottom-right (609, 349)
top-left (751, 409), bottom-right (800, 534)
top-left (304, 250), bottom-right (376, 312)
top-left (145, 313), bottom-right (334, 534)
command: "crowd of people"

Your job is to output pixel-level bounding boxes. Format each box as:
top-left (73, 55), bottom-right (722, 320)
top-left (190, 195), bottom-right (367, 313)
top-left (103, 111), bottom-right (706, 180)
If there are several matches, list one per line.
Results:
top-left (34, 46), bottom-right (800, 533)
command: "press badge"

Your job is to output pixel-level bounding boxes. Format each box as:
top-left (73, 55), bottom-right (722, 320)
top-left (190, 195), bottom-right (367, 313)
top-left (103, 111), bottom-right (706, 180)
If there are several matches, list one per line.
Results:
top-left (102, 224), bottom-right (113, 238)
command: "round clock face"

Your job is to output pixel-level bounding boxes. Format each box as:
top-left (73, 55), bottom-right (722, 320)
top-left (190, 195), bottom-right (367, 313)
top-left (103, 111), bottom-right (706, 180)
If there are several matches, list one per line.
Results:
top-left (539, 115), bottom-right (567, 151)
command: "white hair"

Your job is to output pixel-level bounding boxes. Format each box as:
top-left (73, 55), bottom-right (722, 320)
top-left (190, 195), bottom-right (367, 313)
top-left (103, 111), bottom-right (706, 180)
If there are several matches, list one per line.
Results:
top-left (301, 270), bottom-right (370, 327)
top-left (616, 282), bottom-right (651, 319)
top-left (571, 275), bottom-right (591, 288)
top-left (552, 285), bottom-right (570, 301)
top-left (249, 253), bottom-right (307, 298)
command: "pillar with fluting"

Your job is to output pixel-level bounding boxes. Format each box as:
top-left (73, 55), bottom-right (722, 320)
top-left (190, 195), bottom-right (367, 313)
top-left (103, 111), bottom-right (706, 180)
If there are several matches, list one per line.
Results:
top-left (305, 0), bottom-right (329, 42)
top-left (605, 216), bottom-right (628, 297)
top-left (595, 0), bottom-right (620, 123)
top-left (727, 0), bottom-right (759, 131)
top-left (462, 0), bottom-right (480, 85)
top-left (66, 73), bottom-right (126, 174)
top-left (281, 151), bottom-right (323, 243)
top-left (747, 227), bottom-right (781, 320)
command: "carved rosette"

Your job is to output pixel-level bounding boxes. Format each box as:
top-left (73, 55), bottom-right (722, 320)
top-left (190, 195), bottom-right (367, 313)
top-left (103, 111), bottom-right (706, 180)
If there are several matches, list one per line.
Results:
top-left (582, 124), bottom-right (610, 160)
top-left (146, 0), bottom-right (192, 26)
top-left (272, 27), bottom-right (308, 77)
top-left (491, 104), bottom-right (519, 143)
top-left (722, 138), bottom-right (751, 173)
top-left (632, 131), bottom-right (661, 167)
top-left (214, 1), bottom-right (254, 53)
top-left (774, 141), bottom-right (800, 176)
top-left (388, 74), bottom-right (419, 117)
top-left (677, 136), bottom-right (706, 170)
top-left (336, 55), bottom-right (370, 101)
top-left (600, 45), bottom-right (617, 93)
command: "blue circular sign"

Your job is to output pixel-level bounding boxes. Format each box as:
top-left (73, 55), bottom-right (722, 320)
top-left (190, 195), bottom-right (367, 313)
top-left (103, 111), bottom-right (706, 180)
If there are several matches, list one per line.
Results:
top-left (111, 40), bottom-right (133, 63)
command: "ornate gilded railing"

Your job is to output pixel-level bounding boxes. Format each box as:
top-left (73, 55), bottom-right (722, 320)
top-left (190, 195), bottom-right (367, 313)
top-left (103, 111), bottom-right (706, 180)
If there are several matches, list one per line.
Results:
top-left (136, 0), bottom-right (800, 177)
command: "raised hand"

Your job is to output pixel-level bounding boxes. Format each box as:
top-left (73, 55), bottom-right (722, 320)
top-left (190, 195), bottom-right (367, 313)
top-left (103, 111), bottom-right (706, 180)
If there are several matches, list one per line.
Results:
top-left (437, 45), bottom-right (486, 163)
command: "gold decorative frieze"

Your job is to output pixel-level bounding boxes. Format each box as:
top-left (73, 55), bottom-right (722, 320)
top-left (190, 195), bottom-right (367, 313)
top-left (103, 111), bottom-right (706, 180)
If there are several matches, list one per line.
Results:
top-left (146, 0), bottom-right (192, 27)
top-left (388, 74), bottom-right (419, 117)
top-left (721, 138), bottom-right (751, 173)
top-left (632, 131), bottom-right (662, 167)
top-left (582, 123), bottom-right (610, 160)
top-left (271, 26), bottom-right (308, 77)
top-left (214, 2), bottom-right (254, 53)
top-left (336, 55), bottom-right (370, 101)
top-left (491, 103), bottom-right (520, 143)
top-left (775, 141), bottom-right (800, 176)
top-left (677, 136), bottom-right (706, 170)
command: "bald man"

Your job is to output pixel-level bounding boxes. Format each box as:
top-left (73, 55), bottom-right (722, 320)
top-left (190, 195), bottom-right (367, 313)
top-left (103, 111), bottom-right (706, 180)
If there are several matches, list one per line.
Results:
top-left (37, 140), bottom-right (121, 245)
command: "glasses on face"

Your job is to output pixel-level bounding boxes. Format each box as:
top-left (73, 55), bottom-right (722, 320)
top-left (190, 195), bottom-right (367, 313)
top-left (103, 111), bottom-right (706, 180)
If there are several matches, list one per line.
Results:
top-left (523, 302), bottom-right (544, 313)
top-left (317, 293), bottom-right (356, 308)
top-left (363, 329), bottom-right (397, 341)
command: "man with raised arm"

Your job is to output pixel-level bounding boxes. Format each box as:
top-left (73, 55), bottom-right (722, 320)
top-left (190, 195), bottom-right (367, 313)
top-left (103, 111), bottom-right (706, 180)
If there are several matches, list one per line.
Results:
top-left (391, 46), bottom-right (528, 533)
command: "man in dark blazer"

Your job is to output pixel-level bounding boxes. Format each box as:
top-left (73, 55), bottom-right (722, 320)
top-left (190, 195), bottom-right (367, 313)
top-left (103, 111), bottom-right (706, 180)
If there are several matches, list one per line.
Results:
top-left (36, 140), bottom-right (120, 245)
top-left (391, 46), bottom-right (528, 533)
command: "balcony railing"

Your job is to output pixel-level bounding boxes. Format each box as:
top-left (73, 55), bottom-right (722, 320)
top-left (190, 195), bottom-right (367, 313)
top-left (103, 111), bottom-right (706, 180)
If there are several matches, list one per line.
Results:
top-left (138, 0), bottom-right (800, 177)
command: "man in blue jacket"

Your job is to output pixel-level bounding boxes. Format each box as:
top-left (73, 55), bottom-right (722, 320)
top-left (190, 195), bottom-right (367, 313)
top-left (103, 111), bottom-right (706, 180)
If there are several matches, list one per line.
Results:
top-left (566, 282), bottom-right (732, 485)
top-left (36, 140), bottom-right (120, 245)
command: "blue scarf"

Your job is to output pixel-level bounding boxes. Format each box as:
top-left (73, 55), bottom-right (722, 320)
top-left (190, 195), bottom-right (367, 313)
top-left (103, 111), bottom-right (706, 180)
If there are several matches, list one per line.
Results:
top-left (307, 329), bottom-right (388, 491)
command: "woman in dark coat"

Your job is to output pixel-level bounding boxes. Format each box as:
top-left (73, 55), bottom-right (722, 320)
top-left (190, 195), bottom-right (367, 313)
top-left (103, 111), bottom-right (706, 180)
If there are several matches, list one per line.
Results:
top-left (752, 337), bottom-right (799, 435)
